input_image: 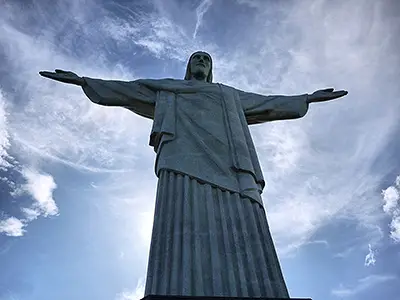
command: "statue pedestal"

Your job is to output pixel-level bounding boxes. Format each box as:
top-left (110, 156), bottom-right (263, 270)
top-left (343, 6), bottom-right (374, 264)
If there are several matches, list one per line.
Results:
top-left (141, 295), bottom-right (311, 300)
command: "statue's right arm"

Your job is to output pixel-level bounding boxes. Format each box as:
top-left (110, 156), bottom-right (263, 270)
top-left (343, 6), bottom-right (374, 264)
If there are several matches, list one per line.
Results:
top-left (82, 77), bottom-right (156, 120)
top-left (39, 70), bottom-right (156, 119)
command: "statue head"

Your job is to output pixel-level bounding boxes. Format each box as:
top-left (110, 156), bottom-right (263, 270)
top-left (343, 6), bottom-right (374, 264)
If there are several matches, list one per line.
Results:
top-left (184, 51), bottom-right (213, 83)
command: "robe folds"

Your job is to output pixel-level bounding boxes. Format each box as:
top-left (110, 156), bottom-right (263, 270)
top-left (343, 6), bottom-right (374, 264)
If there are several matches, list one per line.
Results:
top-left (82, 77), bottom-right (309, 298)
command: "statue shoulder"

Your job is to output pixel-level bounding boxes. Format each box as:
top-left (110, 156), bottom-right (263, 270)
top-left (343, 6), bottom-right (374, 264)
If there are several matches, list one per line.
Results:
top-left (215, 82), bottom-right (237, 92)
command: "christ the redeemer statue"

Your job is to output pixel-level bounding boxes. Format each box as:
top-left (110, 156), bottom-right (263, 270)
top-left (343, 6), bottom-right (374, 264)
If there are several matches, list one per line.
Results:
top-left (40, 51), bottom-right (347, 299)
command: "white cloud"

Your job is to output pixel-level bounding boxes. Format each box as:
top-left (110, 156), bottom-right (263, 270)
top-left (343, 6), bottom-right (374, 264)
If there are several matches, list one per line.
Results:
top-left (0, 217), bottom-right (25, 237)
top-left (0, 87), bottom-right (58, 236)
top-left (115, 277), bottom-right (145, 300)
top-left (20, 168), bottom-right (58, 217)
top-left (364, 244), bottom-right (376, 267)
top-left (382, 175), bottom-right (400, 243)
top-left (389, 216), bottom-right (400, 243)
top-left (382, 186), bottom-right (399, 215)
top-left (0, 168), bottom-right (58, 237)
top-left (332, 274), bottom-right (396, 297)
top-left (21, 207), bottom-right (41, 222)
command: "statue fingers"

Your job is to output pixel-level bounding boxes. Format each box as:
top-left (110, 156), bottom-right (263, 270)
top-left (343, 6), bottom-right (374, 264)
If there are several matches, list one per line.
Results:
top-left (319, 91), bottom-right (348, 101)
top-left (39, 71), bottom-right (59, 79)
top-left (331, 90), bottom-right (348, 98)
top-left (308, 89), bottom-right (348, 103)
top-left (39, 71), bottom-right (74, 84)
top-left (55, 69), bottom-right (71, 74)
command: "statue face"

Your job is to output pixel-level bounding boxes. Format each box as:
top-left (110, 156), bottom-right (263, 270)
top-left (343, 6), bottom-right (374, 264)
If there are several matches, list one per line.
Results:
top-left (189, 52), bottom-right (211, 79)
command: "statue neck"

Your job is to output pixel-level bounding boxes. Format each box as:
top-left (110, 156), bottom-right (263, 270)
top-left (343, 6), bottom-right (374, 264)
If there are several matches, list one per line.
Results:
top-left (190, 73), bottom-right (207, 82)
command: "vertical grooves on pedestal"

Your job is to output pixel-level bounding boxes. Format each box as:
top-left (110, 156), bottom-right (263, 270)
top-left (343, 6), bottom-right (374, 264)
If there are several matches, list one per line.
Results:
top-left (144, 170), bottom-right (289, 298)
top-left (218, 189), bottom-right (237, 296)
top-left (257, 204), bottom-right (289, 297)
top-left (206, 185), bottom-right (223, 295)
top-left (251, 204), bottom-right (274, 296)
top-left (237, 195), bottom-right (261, 296)
top-left (161, 171), bottom-right (174, 294)
top-left (226, 193), bottom-right (248, 296)
top-left (191, 177), bottom-right (204, 295)
top-left (170, 173), bottom-right (183, 294)
top-left (181, 175), bottom-right (191, 295)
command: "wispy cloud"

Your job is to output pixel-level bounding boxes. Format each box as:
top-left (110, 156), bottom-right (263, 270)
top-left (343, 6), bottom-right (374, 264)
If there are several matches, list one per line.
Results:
top-left (1, 87), bottom-right (59, 236)
top-left (235, 0), bottom-right (264, 9)
top-left (101, 0), bottom-right (400, 256)
top-left (0, 1), bottom-right (398, 299)
top-left (227, 0), bottom-right (400, 255)
top-left (334, 246), bottom-right (356, 259)
top-left (115, 277), bottom-right (146, 300)
top-left (0, 90), bottom-right (13, 171)
top-left (193, 0), bottom-right (212, 39)
top-left (364, 244), bottom-right (376, 267)
top-left (331, 274), bottom-right (396, 297)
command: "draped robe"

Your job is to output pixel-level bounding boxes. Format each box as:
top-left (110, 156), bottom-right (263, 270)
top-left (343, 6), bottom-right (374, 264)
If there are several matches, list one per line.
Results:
top-left (82, 77), bottom-right (309, 298)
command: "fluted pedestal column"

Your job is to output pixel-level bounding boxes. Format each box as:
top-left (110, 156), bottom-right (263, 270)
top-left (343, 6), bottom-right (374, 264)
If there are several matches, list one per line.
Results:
top-left (141, 295), bottom-right (312, 300)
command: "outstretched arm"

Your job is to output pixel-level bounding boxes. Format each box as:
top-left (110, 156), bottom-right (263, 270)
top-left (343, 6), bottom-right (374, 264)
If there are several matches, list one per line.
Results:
top-left (239, 88), bottom-right (347, 125)
top-left (39, 69), bottom-right (156, 119)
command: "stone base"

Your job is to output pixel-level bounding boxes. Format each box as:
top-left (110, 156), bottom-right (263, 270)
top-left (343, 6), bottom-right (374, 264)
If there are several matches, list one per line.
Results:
top-left (142, 295), bottom-right (311, 300)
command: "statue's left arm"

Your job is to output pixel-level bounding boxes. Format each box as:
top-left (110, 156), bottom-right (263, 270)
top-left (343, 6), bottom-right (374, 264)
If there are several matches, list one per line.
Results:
top-left (239, 90), bottom-right (309, 125)
top-left (238, 88), bottom-right (348, 125)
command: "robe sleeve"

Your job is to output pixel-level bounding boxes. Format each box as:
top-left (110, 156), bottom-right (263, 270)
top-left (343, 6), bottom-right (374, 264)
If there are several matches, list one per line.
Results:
top-left (81, 77), bottom-right (156, 120)
top-left (238, 89), bottom-right (309, 125)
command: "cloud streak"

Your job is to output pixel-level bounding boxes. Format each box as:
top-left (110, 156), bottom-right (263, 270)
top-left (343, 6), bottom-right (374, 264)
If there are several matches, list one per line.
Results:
top-left (331, 274), bottom-right (396, 297)
top-left (193, 0), bottom-right (212, 39)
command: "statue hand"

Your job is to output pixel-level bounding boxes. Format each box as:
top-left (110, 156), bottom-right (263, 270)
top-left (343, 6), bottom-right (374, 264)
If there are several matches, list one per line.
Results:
top-left (39, 69), bottom-right (85, 86)
top-left (307, 88), bottom-right (348, 103)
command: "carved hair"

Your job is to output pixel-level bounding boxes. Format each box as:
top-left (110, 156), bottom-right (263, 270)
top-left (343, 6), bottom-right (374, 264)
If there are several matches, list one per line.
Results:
top-left (184, 51), bottom-right (213, 83)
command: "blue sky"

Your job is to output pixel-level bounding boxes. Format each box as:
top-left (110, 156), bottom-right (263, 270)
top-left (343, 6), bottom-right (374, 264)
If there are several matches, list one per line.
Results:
top-left (0, 0), bottom-right (399, 299)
